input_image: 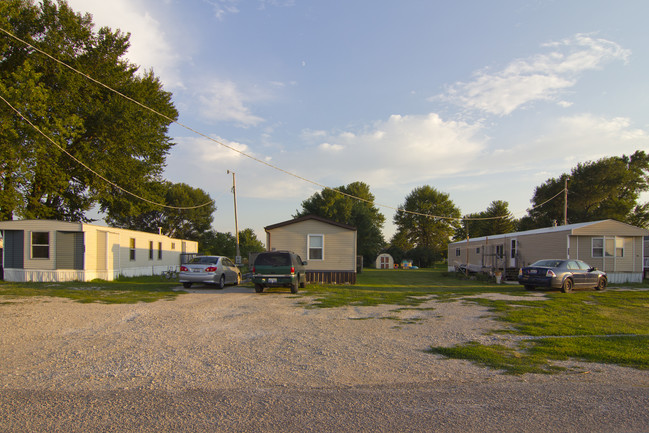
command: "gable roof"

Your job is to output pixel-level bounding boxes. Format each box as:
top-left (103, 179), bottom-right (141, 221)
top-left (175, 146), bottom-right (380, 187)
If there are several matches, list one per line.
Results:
top-left (449, 219), bottom-right (648, 246)
top-left (264, 215), bottom-right (356, 232)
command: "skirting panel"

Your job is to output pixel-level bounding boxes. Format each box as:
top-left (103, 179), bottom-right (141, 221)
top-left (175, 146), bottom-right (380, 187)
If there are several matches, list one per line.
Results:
top-left (306, 270), bottom-right (356, 285)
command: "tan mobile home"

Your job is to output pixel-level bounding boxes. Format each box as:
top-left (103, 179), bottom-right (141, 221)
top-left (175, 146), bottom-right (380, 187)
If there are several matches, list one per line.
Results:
top-left (264, 215), bottom-right (357, 284)
top-left (448, 219), bottom-right (648, 284)
top-left (0, 219), bottom-right (198, 282)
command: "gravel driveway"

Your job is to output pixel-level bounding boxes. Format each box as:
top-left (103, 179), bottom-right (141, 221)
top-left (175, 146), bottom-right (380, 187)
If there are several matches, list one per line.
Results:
top-left (1, 286), bottom-right (648, 432)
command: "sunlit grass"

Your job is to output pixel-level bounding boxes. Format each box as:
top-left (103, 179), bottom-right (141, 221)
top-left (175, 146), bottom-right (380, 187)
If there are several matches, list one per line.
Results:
top-left (431, 290), bottom-right (649, 373)
top-left (300, 265), bottom-right (526, 308)
top-left (0, 276), bottom-right (181, 304)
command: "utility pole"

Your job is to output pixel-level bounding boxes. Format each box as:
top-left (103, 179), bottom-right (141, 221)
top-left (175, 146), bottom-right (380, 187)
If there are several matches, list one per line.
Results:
top-left (227, 170), bottom-right (240, 264)
top-left (465, 220), bottom-right (469, 278)
top-left (564, 177), bottom-right (568, 226)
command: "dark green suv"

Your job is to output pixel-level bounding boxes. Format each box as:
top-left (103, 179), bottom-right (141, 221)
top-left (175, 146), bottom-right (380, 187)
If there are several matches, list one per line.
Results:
top-left (251, 251), bottom-right (307, 293)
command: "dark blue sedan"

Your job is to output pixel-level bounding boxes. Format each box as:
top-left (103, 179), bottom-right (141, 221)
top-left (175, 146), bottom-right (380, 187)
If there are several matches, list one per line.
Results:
top-left (518, 259), bottom-right (607, 293)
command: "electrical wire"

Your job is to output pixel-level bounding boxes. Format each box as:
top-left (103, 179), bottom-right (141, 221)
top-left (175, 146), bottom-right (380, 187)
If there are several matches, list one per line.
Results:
top-left (0, 94), bottom-right (212, 210)
top-left (0, 26), bottom-right (567, 222)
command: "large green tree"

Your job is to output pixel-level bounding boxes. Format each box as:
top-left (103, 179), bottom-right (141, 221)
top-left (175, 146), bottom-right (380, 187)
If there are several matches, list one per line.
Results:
top-left (105, 182), bottom-right (215, 241)
top-left (0, 0), bottom-right (177, 221)
top-left (454, 200), bottom-right (516, 240)
top-left (296, 181), bottom-right (385, 265)
top-left (199, 228), bottom-right (265, 262)
top-left (525, 151), bottom-right (649, 228)
top-left (393, 186), bottom-right (461, 262)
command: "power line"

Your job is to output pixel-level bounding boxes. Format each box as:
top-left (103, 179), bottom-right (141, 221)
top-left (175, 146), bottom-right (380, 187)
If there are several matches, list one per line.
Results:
top-left (0, 94), bottom-right (212, 210)
top-left (0, 26), bottom-right (566, 222)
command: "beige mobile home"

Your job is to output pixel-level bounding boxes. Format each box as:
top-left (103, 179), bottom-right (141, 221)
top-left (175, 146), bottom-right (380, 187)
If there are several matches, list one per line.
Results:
top-left (0, 219), bottom-right (198, 282)
top-left (448, 219), bottom-right (648, 284)
top-left (264, 215), bottom-right (357, 284)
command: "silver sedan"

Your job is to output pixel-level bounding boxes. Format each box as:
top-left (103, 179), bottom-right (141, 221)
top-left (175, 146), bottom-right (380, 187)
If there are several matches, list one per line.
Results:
top-left (179, 255), bottom-right (241, 289)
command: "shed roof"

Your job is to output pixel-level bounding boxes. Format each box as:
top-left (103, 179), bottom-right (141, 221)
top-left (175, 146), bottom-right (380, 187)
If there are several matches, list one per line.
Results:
top-left (265, 215), bottom-right (356, 232)
top-left (448, 219), bottom-right (648, 247)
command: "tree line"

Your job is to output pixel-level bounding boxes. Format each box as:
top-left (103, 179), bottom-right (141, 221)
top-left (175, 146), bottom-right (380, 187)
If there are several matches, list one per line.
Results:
top-left (298, 150), bottom-right (648, 268)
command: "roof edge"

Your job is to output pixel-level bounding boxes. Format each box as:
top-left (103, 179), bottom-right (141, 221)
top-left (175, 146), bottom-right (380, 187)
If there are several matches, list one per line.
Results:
top-left (265, 214), bottom-right (356, 232)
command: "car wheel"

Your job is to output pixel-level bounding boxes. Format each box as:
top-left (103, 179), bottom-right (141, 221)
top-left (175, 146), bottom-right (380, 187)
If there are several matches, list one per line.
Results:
top-left (524, 285), bottom-right (535, 291)
top-left (596, 277), bottom-right (607, 291)
top-left (182, 282), bottom-right (192, 289)
top-left (290, 280), bottom-right (299, 294)
top-left (218, 275), bottom-right (225, 290)
top-left (561, 278), bottom-right (573, 293)
top-left (254, 284), bottom-right (264, 293)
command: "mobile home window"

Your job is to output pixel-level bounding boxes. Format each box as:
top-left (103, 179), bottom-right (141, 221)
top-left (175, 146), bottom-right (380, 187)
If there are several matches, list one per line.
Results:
top-left (129, 238), bottom-right (136, 261)
top-left (158, 242), bottom-right (162, 260)
top-left (149, 241), bottom-right (154, 260)
top-left (496, 245), bottom-right (504, 258)
top-left (31, 232), bottom-right (50, 259)
top-left (308, 234), bottom-right (324, 260)
top-left (455, 248), bottom-right (461, 257)
top-left (511, 239), bottom-right (517, 259)
top-left (592, 238), bottom-right (624, 258)
top-left (476, 247), bottom-right (480, 254)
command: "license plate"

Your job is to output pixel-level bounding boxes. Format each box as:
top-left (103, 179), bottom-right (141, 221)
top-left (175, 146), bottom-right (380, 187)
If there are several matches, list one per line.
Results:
top-left (268, 278), bottom-right (277, 283)
top-left (529, 270), bottom-right (537, 274)
top-left (193, 268), bottom-right (201, 273)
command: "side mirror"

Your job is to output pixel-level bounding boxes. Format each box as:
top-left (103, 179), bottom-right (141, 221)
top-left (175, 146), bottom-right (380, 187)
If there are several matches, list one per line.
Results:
top-left (588, 267), bottom-right (596, 272)
top-left (302, 261), bottom-right (308, 266)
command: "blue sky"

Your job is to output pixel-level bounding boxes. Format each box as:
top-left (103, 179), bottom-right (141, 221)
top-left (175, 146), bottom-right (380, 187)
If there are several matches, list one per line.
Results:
top-left (66, 0), bottom-right (649, 241)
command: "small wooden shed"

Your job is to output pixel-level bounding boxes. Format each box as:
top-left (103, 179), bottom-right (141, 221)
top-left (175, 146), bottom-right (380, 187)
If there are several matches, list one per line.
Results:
top-left (375, 253), bottom-right (394, 269)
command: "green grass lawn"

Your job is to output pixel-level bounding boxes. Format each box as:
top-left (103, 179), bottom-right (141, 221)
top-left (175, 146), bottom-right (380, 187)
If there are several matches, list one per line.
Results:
top-left (299, 265), bottom-right (524, 308)
top-left (0, 275), bottom-right (180, 304)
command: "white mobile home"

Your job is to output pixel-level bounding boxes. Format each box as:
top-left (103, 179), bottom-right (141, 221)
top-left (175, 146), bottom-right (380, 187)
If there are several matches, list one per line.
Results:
top-left (0, 219), bottom-right (198, 282)
top-left (448, 219), bottom-right (648, 284)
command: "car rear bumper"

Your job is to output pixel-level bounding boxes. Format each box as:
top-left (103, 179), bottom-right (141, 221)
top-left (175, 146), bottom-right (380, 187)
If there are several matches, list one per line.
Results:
top-left (518, 276), bottom-right (554, 287)
top-left (252, 274), bottom-right (296, 286)
top-left (179, 272), bottom-right (218, 284)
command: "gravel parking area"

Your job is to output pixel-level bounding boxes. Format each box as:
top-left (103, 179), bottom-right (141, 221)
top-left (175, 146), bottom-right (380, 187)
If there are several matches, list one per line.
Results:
top-left (1, 286), bottom-right (648, 432)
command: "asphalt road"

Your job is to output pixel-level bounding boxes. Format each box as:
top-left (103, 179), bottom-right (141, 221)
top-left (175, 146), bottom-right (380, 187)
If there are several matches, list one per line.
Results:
top-left (2, 380), bottom-right (648, 432)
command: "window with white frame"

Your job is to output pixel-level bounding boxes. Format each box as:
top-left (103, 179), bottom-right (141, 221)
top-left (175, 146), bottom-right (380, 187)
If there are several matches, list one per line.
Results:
top-left (129, 238), bottom-right (136, 261)
top-left (592, 237), bottom-right (624, 258)
top-left (455, 248), bottom-right (461, 257)
top-left (308, 234), bottom-right (324, 260)
top-left (31, 232), bottom-right (50, 259)
top-left (495, 245), bottom-right (504, 258)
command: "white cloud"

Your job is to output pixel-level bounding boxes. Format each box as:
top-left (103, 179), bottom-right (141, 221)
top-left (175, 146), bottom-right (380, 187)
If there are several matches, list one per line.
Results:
top-left (197, 80), bottom-right (265, 126)
top-left (287, 113), bottom-right (487, 190)
top-left (66, 0), bottom-right (183, 88)
top-left (204, 0), bottom-right (240, 20)
top-left (539, 114), bottom-right (647, 155)
top-left (319, 143), bottom-right (344, 152)
top-left (442, 34), bottom-right (631, 116)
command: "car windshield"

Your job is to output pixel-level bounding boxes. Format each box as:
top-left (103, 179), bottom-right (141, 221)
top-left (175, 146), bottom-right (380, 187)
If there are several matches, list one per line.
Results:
top-left (531, 260), bottom-right (563, 268)
top-left (255, 253), bottom-right (291, 266)
top-left (189, 256), bottom-right (219, 265)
